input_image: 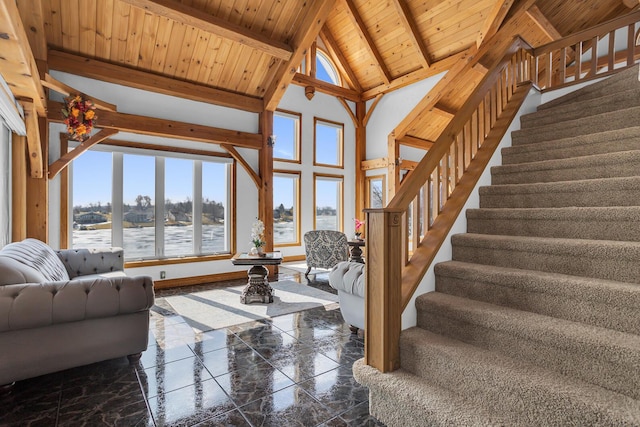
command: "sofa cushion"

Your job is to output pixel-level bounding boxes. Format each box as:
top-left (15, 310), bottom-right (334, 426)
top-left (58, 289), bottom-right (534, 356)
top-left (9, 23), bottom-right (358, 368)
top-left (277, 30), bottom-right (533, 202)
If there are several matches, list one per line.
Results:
top-left (329, 261), bottom-right (365, 298)
top-left (0, 239), bottom-right (70, 285)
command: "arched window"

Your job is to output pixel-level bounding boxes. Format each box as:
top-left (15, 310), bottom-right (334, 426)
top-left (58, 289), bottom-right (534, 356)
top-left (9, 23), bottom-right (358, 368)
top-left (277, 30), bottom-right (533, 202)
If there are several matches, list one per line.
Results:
top-left (316, 49), bottom-right (341, 86)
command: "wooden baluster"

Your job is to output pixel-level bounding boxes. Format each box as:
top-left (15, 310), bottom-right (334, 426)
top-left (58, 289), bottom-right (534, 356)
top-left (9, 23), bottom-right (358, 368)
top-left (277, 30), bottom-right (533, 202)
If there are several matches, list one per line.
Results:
top-left (496, 72), bottom-right (503, 116)
top-left (560, 47), bottom-right (567, 85)
top-left (454, 134), bottom-right (462, 185)
top-left (608, 30), bottom-right (615, 72)
top-left (590, 36), bottom-right (598, 77)
top-left (464, 122), bottom-right (472, 170)
top-left (628, 24), bottom-right (635, 66)
top-left (412, 195), bottom-right (420, 253)
top-left (491, 84), bottom-right (498, 127)
top-left (432, 168), bottom-right (440, 218)
top-left (576, 42), bottom-right (583, 81)
top-left (547, 51), bottom-right (553, 88)
top-left (440, 151), bottom-right (449, 204)
top-left (471, 109), bottom-right (479, 159)
top-left (484, 92), bottom-right (491, 139)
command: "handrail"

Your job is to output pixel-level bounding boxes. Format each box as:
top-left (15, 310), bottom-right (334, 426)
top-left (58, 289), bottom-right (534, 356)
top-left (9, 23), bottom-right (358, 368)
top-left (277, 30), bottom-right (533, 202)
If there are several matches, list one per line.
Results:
top-left (364, 36), bottom-right (535, 372)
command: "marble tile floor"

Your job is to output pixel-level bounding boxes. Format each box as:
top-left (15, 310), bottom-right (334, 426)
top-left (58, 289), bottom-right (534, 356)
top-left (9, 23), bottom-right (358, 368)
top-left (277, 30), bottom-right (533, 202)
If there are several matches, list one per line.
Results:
top-left (0, 268), bottom-right (385, 427)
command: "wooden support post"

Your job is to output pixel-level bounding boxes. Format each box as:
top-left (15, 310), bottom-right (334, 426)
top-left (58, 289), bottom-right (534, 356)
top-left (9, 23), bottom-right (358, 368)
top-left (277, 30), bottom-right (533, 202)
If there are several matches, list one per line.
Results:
top-left (365, 209), bottom-right (402, 372)
top-left (26, 117), bottom-right (48, 242)
top-left (387, 132), bottom-right (399, 199)
top-left (11, 134), bottom-right (27, 242)
top-left (259, 111), bottom-right (275, 273)
top-left (355, 101), bottom-right (366, 227)
top-left (59, 136), bottom-right (69, 249)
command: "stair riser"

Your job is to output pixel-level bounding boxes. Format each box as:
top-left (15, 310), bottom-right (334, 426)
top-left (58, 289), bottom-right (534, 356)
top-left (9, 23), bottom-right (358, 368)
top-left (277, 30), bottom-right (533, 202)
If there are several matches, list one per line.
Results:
top-left (511, 108), bottom-right (640, 146)
top-left (417, 308), bottom-right (639, 400)
top-left (451, 243), bottom-right (640, 284)
top-left (520, 90), bottom-right (640, 128)
top-left (435, 275), bottom-right (640, 335)
top-left (491, 156), bottom-right (640, 185)
top-left (502, 133), bottom-right (640, 165)
top-left (400, 339), bottom-right (635, 426)
top-left (467, 217), bottom-right (640, 242)
top-left (479, 187), bottom-right (640, 209)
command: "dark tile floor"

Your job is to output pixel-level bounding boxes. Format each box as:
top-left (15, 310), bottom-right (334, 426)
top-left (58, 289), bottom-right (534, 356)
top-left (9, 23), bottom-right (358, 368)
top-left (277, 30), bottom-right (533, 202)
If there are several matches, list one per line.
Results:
top-left (0, 268), bottom-right (385, 427)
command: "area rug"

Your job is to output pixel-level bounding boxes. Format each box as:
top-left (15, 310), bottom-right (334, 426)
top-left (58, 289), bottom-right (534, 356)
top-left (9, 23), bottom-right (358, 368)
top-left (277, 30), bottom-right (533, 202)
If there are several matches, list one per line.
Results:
top-left (280, 261), bottom-right (331, 275)
top-left (165, 280), bottom-right (339, 332)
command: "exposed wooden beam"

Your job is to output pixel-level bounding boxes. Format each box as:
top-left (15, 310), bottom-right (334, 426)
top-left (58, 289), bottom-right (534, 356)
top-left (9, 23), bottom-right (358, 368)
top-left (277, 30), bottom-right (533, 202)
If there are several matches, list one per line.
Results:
top-left (16, 0), bottom-right (47, 61)
top-left (361, 49), bottom-right (473, 100)
top-left (361, 157), bottom-right (388, 170)
top-left (363, 94), bottom-right (384, 126)
top-left (120, 0), bottom-right (293, 60)
top-left (319, 26), bottom-right (363, 92)
top-left (264, 0), bottom-right (336, 111)
top-left (398, 159), bottom-right (418, 170)
top-left (42, 74), bottom-right (117, 112)
top-left (21, 101), bottom-right (43, 178)
top-left (48, 50), bottom-right (264, 113)
top-left (49, 129), bottom-right (119, 179)
top-left (433, 102), bottom-right (456, 118)
top-left (12, 134), bottom-right (28, 242)
top-left (476, 0), bottom-right (515, 48)
top-left (390, 0), bottom-right (431, 69)
top-left (258, 111), bottom-right (275, 254)
top-left (337, 97), bottom-right (358, 127)
top-left (26, 117), bottom-right (48, 242)
top-left (95, 136), bottom-right (232, 159)
top-left (398, 135), bottom-right (435, 150)
top-left (623, 0), bottom-right (640, 9)
top-left (526, 5), bottom-right (564, 41)
top-left (220, 143), bottom-right (261, 189)
top-left (0, 0), bottom-right (46, 115)
top-left (342, 0), bottom-right (392, 84)
top-left (48, 100), bottom-right (262, 148)
top-left (292, 73), bottom-right (360, 101)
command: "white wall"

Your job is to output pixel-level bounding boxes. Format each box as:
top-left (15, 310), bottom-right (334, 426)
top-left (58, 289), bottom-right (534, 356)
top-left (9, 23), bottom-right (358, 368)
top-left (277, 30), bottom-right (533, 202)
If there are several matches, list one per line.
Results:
top-left (46, 71), bottom-right (355, 279)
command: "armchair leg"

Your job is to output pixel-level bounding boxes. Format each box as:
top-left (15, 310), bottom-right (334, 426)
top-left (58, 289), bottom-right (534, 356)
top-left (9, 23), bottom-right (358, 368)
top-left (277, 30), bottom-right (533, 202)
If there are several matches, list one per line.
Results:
top-left (349, 325), bottom-right (359, 334)
top-left (305, 266), bottom-right (311, 277)
top-left (127, 353), bottom-right (142, 363)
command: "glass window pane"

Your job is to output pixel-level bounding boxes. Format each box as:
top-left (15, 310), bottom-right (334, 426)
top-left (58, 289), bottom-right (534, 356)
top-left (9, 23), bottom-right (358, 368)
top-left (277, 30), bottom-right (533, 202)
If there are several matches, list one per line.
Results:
top-left (315, 176), bottom-right (342, 231)
top-left (202, 162), bottom-right (229, 254)
top-left (369, 178), bottom-right (384, 208)
top-left (273, 112), bottom-right (299, 161)
top-left (123, 154), bottom-right (155, 259)
top-left (273, 173), bottom-right (299, 244)
top-left (315, 120), bottom-right (343, 167)
top-left (72, 151), bottom-right (113, 249)
top-left (164, 158), bottom-right (193, 257)
top-left (316, 50), bottom-right (340, 85)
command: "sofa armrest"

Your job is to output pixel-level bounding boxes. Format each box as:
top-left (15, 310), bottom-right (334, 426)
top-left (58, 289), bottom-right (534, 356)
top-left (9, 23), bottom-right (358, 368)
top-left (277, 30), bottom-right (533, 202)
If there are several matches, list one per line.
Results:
top-left (0, 275), bottom-right (154, 332)
top-left (329, 261), bottom-right (365, 298)
top-left (57, 247), bottom-right (125, 278)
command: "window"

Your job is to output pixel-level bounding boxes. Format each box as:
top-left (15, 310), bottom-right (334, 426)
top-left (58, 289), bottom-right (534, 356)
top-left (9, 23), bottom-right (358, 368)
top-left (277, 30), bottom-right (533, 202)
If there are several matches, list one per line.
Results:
top-left (72, 148), bottom-right (233, 261)
top-left (273, 110), bottom-right (301, 162)
top-left (366, 175), bottom-right (386, 208)
top-left (72, 150), bottom-right (113, 249)
top-left (314, 118), bottom-right (343, 168)
top-left (314, 173), bottom-right (343, 231)
top-left (273, 171), bottom-right (300, 245)
top-left (316, 49), bottom-right (341, 86)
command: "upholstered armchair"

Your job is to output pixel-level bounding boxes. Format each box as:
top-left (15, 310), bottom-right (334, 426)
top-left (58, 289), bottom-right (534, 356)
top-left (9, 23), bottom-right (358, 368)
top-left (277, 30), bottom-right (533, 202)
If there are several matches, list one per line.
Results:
top-left (303, 230), bottom-right (349, 277)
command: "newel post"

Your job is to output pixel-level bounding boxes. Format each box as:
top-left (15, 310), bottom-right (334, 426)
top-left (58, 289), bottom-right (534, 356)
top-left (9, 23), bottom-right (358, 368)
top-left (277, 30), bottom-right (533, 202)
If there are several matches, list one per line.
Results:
top-left (364, 208), bottom-right (403, 372)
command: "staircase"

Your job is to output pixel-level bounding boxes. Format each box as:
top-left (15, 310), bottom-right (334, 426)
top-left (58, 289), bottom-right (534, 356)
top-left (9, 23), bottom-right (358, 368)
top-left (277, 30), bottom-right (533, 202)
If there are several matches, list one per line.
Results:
top-left (354, 65), bottom-right (640, 426)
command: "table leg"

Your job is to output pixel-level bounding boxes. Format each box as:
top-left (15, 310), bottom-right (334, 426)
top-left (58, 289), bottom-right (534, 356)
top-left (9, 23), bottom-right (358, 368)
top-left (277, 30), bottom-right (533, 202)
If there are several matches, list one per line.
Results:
top-left (349, 244), bottom-right (364, 263)
top-left (240, 265), bottom-right (274, 304)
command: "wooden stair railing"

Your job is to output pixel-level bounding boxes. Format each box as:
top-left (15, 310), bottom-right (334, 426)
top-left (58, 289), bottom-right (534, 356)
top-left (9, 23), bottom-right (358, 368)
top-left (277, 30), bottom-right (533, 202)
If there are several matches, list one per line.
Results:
top-left (364, 37), bottom-right (535, 373)
top-left (363, 10), bottom-right (640, 374)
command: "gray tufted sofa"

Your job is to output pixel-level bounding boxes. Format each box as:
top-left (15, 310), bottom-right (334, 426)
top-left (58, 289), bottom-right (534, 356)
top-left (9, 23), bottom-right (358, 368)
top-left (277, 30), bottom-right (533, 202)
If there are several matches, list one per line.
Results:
top-left (0, 238), bottom-right (154, 385)
top-left (329, 261), bottom-right (365, 332)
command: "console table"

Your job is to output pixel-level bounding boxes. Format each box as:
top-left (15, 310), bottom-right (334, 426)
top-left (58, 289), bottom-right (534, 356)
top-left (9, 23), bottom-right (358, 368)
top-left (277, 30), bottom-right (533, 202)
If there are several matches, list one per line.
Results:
top-left (231, 252), bottom-right (283, 304)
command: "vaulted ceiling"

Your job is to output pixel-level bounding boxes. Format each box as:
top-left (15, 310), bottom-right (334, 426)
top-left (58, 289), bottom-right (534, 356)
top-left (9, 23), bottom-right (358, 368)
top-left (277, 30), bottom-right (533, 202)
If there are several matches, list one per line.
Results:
top-left (2, 0), bottom-right (638, 116)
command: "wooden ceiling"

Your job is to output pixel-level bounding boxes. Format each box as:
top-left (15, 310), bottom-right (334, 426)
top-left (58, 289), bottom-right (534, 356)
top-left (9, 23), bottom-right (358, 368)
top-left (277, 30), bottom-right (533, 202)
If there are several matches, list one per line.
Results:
top-left (2, 0), bottom-right (638, 117)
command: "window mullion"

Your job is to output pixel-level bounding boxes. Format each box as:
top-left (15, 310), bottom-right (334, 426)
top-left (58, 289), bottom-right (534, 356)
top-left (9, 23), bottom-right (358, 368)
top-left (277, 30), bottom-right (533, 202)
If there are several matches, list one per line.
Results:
top-left (112, 152), bottom-right (123, 248)
top-left (155, 157), bottom-right (164, 257)
top-left (193, 160), bottom-right (203, 254)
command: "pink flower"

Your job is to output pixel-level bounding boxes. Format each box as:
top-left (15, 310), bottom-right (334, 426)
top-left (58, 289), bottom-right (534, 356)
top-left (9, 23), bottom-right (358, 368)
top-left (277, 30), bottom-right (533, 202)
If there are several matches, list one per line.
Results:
top-left (354, 218), bottom-right (365, 231)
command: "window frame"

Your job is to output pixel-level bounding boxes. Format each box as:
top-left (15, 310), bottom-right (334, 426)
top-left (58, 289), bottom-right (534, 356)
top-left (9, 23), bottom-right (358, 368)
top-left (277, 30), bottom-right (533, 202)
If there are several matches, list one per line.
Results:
top-left (273, 109), bottom-right (302, 164)
top-left (313, 117), bottom-right (344, 169)
top-left (272, 169), bottom-right (301, 247)
top-left (316, 48), bottom-right (342, 87)
top-left (313, 172), bottom-right (344, 232)
top-left (365, 174), bottom-right (386, 208)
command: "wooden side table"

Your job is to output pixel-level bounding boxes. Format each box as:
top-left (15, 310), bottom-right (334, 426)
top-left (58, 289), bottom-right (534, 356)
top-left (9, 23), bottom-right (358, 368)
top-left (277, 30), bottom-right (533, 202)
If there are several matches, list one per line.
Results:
top-left (232, 252), bottom-right (283, 304)
top-left (347, 240), bottom-right (365, 263)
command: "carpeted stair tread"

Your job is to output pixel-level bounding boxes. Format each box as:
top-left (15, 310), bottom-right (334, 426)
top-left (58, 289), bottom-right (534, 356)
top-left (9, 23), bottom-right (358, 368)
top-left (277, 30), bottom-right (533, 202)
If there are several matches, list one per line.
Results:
top-left (434, 260), bottom-right (640, 334)
top-left (352, 359), bottom-right (509, 427)
top-left (501, 126), bottom-right (640, 164)
top-left (416, 292), bottom-right (640, 398)
top-left (520, 87), bottom-right (640, 128)
top-left (479, 175), bottom-right (640, 208)
top-left (536, 64), bottom-right (639, 111)
top-left (399, 327), bottom-right (640, 426)
top-left (466, 206), bottom-right (640, 241)
top-left (511, 106), bottom-right (640, 146)
top-left (491, 150), bottom-right (640, 184)
top-left (451, 233), bottom-right (640, 284)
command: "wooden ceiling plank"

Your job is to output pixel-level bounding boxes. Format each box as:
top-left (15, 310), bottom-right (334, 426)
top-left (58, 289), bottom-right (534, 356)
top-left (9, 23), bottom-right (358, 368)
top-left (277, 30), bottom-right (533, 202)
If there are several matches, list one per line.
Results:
top-left (137, 11), bottom-right (160, 69)
top-left (0, 0), bottom-right (46, 115)
top-left (16, 0), bottom-right (48, 61)
top-left (342, 0), bottom-right (392, 84)
top-left (174, 25), bottom-right (200, 79)
top-left (94, 0), bottom-right (114, 60)
top-left (120, 0), bottom-right (293, 60)
top-left (123, 4), bottom-right (146, 67)
top-left (291, 73), bottom-right (360, 101)
top-left (42, 73), bottom-right (117, 112)
top-left (110, 1), bottom-right (131, 63)
top-left (362, 48), bottom-right (473, 100)
top-left (162, 22), bottom-right (187, 77)
top-left (264, 0), bottom-right (337, 111)
top-left (78, 0), bottom-right (98, 58)
top-left (62, 0), bottom-right (80, 52)
top-left (319, 26), bottom-right (363, 91)
top-left (47, 50), bottom-right (264, 113)
top-left (49, 128), bottom-right (119, 179)
top-left (185, 29), bottom-right (212, 81)
top-left (623, 0), bottom-right (639, 9)
top-left (390, 0), bottom-right (431, 68)
top-left (476, 0), bottom-right (515, 48)
top-left (48, 100), bottom-right (262, 148)
top-left (149, 17), bottom-right (174, 74)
